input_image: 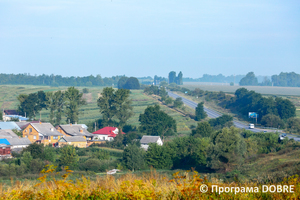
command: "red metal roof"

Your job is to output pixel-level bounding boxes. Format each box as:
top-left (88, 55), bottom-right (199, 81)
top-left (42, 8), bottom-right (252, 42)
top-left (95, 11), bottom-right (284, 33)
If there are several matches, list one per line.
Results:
top-left (93, 127), bottom-right (124, 138)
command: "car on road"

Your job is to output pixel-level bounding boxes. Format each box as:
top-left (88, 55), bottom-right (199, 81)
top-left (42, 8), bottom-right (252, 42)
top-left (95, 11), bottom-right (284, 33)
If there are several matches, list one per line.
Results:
top-left (249, 124), bottom-right (255, 129)
top-left (280, 133), bottom-right (287, 140)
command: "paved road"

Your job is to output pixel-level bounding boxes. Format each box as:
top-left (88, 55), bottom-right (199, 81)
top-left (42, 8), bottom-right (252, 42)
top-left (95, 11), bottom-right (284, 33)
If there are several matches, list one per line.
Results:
top-left (168, 91), bottom-right (300, 140)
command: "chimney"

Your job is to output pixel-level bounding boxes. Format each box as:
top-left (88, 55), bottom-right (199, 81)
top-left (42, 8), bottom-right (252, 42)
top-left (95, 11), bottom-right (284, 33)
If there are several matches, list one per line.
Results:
top-left (80, 129), bottom-right (83, 133)
top-left (70, 123), bottom-right (72, 126)
top-left (51, 128), bottom-right (54, 132)
top-left (39, 121), bottom-right (42, 124)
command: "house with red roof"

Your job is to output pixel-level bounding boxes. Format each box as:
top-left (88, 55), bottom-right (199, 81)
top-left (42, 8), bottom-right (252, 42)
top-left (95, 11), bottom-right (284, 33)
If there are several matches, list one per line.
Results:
top-left (92, 127), bottom-right (124, 141)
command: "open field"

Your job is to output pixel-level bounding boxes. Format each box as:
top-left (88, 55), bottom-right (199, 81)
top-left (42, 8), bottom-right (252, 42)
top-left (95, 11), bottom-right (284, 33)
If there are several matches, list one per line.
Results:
top-left (0, 85), bottom-right (197, 134)
top-left (183, 82), bottom-right (300, 96)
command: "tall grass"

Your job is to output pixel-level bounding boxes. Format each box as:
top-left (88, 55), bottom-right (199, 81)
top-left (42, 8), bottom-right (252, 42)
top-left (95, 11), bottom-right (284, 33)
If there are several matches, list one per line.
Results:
top-left (1, 166), bottom-right (299, 199)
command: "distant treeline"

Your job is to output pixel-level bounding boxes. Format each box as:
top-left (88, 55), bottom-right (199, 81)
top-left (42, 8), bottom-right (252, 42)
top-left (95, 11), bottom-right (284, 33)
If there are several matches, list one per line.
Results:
top-left (0, 73), bottom-right (124, 87)
top-left (183, 74), bottom-right (269, 84)
top-left (1, 72), bottom-right (299, 87)
top-left (272, 72), bottom-right (300, 87)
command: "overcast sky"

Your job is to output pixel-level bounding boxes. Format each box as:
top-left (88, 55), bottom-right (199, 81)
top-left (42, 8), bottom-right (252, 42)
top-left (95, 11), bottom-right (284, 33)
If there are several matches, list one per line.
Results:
top-left (0, 0), bottom-right (299, 78)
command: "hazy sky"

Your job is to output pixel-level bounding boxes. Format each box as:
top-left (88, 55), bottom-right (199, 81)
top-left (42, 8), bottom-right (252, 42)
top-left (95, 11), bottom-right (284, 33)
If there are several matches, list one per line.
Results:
top-left (0, 0), bottom-right (299, 78)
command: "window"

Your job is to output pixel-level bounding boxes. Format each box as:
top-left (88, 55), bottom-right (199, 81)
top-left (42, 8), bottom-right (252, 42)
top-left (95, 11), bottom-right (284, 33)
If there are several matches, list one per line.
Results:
top-left (33, 136), bottom-right (36, 140)
top-left (103, 137), bottom-right (105, 140)
top-left (29, 128), bottom-right (32, 133)
top-left (53, 136), bottom-right (58, 140)
top-left (44, 136), bottom-right (48, 140)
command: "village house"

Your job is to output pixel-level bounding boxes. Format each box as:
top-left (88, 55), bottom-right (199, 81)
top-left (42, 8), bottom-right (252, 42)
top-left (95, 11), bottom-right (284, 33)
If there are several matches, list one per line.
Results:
top-left (22, 122), bottom-right (63, 146)
top-left (2, 110), bottom-right (28, 122)
top-left (0, 137), bottom-right (31, 151)
top-left (0, 143), bottom-right (12, 160)
top-left (0, 129), bottom-right (19, 139)
top-left (140, 136), bottom-right (163, 150)
top-left (56, 124), bottom-right (94, 140)
top-left (58, 136), bottom-right (87, 148)
top-left (2, 110), bottom-right (19, 116)
top-left (0, 122), bottom-right (21, 130)
top-left (93, 127), bottom-right (123, 141)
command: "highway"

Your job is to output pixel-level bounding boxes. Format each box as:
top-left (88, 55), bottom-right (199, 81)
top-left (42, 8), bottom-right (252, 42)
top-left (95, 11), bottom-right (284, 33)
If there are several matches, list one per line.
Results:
top-left (167, 91), bottom-right (300, 139)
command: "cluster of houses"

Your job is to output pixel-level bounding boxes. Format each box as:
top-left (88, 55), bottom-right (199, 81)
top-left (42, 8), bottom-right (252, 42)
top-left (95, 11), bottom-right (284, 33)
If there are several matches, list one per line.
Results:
top-left (0, 110), bottom-right (163, 159)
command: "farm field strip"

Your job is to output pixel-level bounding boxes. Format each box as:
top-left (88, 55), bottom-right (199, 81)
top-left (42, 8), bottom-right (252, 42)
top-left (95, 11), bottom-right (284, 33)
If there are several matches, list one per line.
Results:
top-left (183, 82), bottom-right (300, 96)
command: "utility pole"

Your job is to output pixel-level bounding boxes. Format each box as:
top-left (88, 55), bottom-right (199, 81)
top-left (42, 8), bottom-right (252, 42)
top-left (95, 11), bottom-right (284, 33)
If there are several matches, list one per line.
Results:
top-left (95, 122), bottom-right (97, 132)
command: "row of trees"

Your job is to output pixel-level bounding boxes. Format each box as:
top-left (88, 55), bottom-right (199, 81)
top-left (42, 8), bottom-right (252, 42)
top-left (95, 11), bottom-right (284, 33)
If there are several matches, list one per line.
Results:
top-left (168, 71), bottom-right (183, 85)
top-left (0, 73), bottom-right (126, 87)
top-left (18, 87), bottom-right (86, 125)
top-left (232, 88), bottom-right (296, 121)
top-left (240, 71), bottom-right (300, 87)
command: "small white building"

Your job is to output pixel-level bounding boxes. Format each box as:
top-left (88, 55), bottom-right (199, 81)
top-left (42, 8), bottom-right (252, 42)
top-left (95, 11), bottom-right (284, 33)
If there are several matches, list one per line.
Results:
top-left (140, 136), bottom-right (163, 150)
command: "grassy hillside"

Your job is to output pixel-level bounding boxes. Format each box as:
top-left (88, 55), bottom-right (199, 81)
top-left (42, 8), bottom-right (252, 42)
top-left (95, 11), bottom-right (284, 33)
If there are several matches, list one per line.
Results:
top-left (0, 85), bottom-right (197, 134)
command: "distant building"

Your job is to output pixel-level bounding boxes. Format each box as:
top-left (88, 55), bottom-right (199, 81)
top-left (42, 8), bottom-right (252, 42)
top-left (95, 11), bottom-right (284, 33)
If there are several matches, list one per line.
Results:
top-left (0, 143), bottom-right (12, 160)
top-left (140, 136), bottom-right (163, 150)
top-left (15, 121), bottom-right (40, 130)
top-left (3, 110), bottom-right (19, 116)
top-left (2, 115), bottom-right (28, 122)
top-left (0, 137), bottom-right (31, 151)
top-left (93, 127), bottom-right (123, 141)
top-left (0, 122), bottom-right (21, 130)
top-left (56, 124), bottom-right (94, 140)
top-left (58, 136), bottom-right (87, 148)
top-left (22, 122), bottom-right (63, 146)
top-left (0, 129), bottom-right (19, 139)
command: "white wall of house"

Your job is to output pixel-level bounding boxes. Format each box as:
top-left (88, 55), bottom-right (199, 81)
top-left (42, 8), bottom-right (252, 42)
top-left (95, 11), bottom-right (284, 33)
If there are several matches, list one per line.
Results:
top-left (93, 134), bottom-right (109, 141)
top-left (10, 144), bottom-right (29, 149)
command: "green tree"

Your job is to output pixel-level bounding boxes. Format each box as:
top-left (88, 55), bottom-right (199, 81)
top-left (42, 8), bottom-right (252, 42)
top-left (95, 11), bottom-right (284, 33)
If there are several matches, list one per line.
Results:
top-left (46, 91), bottom-right (65, 125)
top-left (43, 145), bottom-right (56, 162)
top-left (58, 145), bottom-right (79, 169)
top-left (275, 97), bottom-right (296, 120)
top-left (206, 127), bottom-right (246, 172)
top-left (192, 121), bottom-right (213, 138)
top-left (21, 151), bottom-right (33, 168)
top-left (177, 71), bottom-right (183, 85)
top-left (173, 97), bottom-right (183, 108)
top-left (122, 144), bottom-right (145, 171)
top-left (97, 88), bottom-right (133, 128)
top-left (165, 136), bottom-right (209, 168)
top-left (168, 71), bottom-right (176, 84)
top-left (123, 77), bottom-right (140, 89)
top-left (145, 143), bottom-right (172, 169)
top-left (82, 88), bottom-right (89, 93)
top-left (139, 105), bottom-right (177, 138)
top-left (23, 143), bottom-right (44, 159)
top-left (79, 159), bottom-right (101, 172)
top-left (18, 91), bottom-right (47, 119)
top-left (195, 102), bottom-right (207, 121)
top-left (159, 87), bottom-right (168, 101)
top-left (117, 77), bottom-right (128, 89)
top-left (160, 81), bottom-right (168, 87)
top-left (65, 87), bottom-right (86, 124)
top-left (114, 89), bottom-right (134, 128)
top-left (92, 150), bottom-right (109, 160)
top-left (286, 118), bottom-right (300, 133)
top-left (97, 87), bottom-right (115, 124)
top-left (208, 114), bottom-right (233, 129)
top-left (239, 72), bottom-right (258, 86)
top-left (164, 97), bottom-right (173, 105)
top-left (261, 114), bottom-right (284, 128)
